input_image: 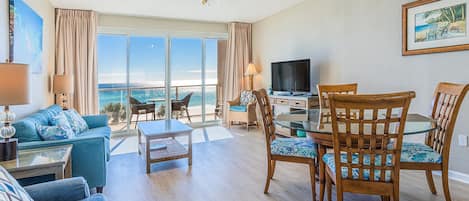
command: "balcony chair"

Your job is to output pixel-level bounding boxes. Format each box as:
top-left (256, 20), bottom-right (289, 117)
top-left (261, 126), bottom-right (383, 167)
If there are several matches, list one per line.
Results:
top-left (172, 92), bottom-right (194, 123)
top-left (130, 97), bottom-right (155, 128)
top-left (227, 90), bottom-right (258, 131)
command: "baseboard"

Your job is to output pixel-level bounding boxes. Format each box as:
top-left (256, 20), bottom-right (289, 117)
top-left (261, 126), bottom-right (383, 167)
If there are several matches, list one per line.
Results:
top-left (432, 170), bottom-right (469, 184)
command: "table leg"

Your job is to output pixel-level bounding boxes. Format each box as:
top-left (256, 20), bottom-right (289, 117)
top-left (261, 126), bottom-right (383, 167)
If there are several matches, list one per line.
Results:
top-left (65, 157), bottom-right (72, 178)
top-left (138, 129), bottom-right (142, 155)
top-left (146, 137), bottom-right (151, 174)
top-left (55, 166), bottom-right (64, 180)
top-left (188, 132), bottom-right (192, 166)
top-left (319, 145), bottom-right (327, 201)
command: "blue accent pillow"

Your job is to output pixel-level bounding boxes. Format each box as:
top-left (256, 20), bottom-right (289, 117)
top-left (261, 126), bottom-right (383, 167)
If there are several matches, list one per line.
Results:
top-left (0, 165), bottom-right (33, 201)
top-left (63, 109), bottom-right (89, 134)
top-left (37, 112), bottom-right (74, 141)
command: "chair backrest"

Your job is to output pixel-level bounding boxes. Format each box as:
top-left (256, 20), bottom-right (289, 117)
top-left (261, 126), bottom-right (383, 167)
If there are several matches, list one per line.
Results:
top-left (129, 97), bottom-right (142, 105)
top-left (254, 89), bottom-right (276, 154)
top-left (317, 83), bottom-right (358, 123)
top-left (328, 92), bottom-right (414, 183)
top-left (182, 92), bottom-right (194, 106)
top-left (427, 82), bottom-right (469, 157)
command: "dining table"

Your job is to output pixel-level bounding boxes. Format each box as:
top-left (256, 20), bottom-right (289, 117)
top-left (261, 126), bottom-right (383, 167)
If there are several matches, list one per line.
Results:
top-left (274, 108), bottom-right (438, 201)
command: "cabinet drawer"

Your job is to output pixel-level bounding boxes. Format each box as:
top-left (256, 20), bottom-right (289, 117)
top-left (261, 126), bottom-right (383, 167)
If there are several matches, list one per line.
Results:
top-left (276, 99), bottom-right (289, 105)
top-left (289, 100), bottom-right (306, 107)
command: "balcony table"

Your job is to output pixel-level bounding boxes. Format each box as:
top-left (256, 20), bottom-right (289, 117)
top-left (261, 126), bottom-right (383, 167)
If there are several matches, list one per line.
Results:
top-left (274, 109), bottom-right (438, 201)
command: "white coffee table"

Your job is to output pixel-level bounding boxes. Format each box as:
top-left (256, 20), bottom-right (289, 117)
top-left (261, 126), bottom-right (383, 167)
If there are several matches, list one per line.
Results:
top-left (137, 119), bottom-right (193, 173)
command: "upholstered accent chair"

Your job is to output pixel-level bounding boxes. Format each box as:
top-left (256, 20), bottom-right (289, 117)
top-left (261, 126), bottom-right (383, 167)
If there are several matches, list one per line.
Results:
top-left (254, 89), bottom-right (317, 201)
top-left (324, 92), bottom-right (415, 201)
top-left (400, 82), bottom-right (469, 201)
top-left (227, 90), bottom-right (258, 131)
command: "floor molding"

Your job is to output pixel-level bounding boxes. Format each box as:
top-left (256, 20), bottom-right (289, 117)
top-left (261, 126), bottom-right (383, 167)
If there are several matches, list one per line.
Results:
top-left (433, 170), bottom-right (469, 184)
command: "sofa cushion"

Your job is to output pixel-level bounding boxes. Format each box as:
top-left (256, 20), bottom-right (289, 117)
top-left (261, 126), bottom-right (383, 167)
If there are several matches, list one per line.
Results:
top-left (64, 109), bottom-right (89, 134)
top-left (0, 165), bottom-right (33, 201)
top-left (78, 127), bottom-right (111, 140)
top-left (229, 105), bottom-right (247, 112)
top-left (13, 105), bottom-right (64, 143)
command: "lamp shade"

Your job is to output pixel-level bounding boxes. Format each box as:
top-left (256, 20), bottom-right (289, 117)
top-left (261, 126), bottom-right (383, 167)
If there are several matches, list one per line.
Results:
top-left (246, 63), bottom-right (257, 75)
top-left (0, 63), bottom-right (30, 106)
top-left (53, 75), bottom-right (74, 94)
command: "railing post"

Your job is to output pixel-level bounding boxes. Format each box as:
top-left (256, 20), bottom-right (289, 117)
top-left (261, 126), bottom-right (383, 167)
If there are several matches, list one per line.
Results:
top-left (176, 86), bottom-right (179, 100)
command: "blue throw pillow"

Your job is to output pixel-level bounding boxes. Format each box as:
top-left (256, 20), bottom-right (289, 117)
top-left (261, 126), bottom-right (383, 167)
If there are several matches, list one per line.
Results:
top-left (0, 165), bottom-right (33, 201)
top-left (63, 109), bottom-right (89, 134)
top-left (37, 112), bottom-right (74, 141)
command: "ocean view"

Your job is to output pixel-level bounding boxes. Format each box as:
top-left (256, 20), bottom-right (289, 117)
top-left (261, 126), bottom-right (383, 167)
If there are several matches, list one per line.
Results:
top-left (98, 83), bottom-right (218, 114)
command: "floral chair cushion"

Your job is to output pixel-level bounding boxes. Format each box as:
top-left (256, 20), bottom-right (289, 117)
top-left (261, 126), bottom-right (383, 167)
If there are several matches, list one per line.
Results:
top-left (322, 153), bottom-right (393, 181)
top-left (63, 109), bottom-right (89, 134)
top-left (0, 165), bottom-right (33, 201)
top-left (240, 90), bottom-right (256, 106)
top-left (400, 142), bottom-right (442, 163)
top-left (271, 138), bottom-right (317, 158)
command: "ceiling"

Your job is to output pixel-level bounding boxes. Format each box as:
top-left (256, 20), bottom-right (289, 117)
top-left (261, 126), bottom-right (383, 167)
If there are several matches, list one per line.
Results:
top-left (48, 0), bottom-right (305, 23)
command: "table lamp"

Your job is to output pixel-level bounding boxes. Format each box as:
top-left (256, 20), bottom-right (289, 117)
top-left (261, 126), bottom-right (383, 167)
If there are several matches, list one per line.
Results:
top-left (0, 63), bottom-right (30, 161)
top-left (246, 63), bottom-right (257, 90)
top-left (53, 75), bottom-right (74, 110)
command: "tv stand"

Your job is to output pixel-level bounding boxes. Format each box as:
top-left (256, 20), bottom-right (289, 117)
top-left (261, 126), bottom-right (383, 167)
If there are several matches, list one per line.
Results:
top-left (269, 95), bottom-right (319, 137)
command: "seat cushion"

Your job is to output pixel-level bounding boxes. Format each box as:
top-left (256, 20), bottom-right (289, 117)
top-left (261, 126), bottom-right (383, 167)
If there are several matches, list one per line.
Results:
top-left (401, 142), bottom-right (442, 163)
top-left (322, 153), bottom-right (392, 181)
top-left (0, 165), bottom-right (33, 201)
top-left (229, 105), bottom-right (247, 112)
top-left (271, 138), bottom-right (317, 158)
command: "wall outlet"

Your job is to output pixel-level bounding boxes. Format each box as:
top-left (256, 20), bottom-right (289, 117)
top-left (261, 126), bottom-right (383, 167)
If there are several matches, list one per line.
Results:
top-left (458, 135), bottom-right (468, 147)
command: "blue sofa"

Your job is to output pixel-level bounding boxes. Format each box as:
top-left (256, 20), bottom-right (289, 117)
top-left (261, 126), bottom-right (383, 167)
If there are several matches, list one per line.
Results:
top-left (12, 105), bottom-right (110, 191)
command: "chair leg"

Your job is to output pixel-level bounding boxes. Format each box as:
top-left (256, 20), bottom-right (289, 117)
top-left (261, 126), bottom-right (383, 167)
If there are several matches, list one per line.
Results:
top-left (134, 114), bottom-right (139, 129)
top-left (264, 159), bottom-right (273, 194)
top-left (380, 196), bottom-right (390, 201)
top-left (270, 160), bottom-right (276, 179)
top-left (309, 162), bottom-right (316, 201)
top-left (442, 166), bottom-right (452, 201)
top-left (247, 122), bottom-right (249, 131)
top-left (326, 174), bottom-right (332, 201)
top-left (425, 169), bottom-right (437, 194)
top-left (336, 176), bottom-right (343, 201)
top-left (186, 109), bottom-right (192, 123)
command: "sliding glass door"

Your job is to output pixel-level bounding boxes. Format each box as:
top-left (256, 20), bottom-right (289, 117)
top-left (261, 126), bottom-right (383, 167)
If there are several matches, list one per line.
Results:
top-left (97, 34), bottom-right (225, 135)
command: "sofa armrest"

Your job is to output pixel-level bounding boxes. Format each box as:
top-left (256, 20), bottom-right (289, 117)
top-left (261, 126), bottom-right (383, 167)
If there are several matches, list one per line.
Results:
top-left (83, 115), bottom-right (109, 129)
top-left (24, 177), bottom-right (90, 201)
top-left (18, 136), bottom-right (108, 189)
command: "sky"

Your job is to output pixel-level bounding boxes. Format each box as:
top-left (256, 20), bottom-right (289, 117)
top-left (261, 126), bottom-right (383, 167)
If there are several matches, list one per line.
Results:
top-left (97, 35), bottom-right (219, 86)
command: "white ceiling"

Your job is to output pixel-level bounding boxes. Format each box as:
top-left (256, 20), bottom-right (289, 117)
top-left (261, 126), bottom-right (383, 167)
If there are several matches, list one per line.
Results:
top-left (48, 0), bottom-right (305, 23)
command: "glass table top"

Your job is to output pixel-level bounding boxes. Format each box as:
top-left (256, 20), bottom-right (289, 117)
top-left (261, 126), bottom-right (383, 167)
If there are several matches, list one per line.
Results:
top-left (274, 109), bottom-right (438, 135)
top-left (0, 145), bottom-right (72, 171)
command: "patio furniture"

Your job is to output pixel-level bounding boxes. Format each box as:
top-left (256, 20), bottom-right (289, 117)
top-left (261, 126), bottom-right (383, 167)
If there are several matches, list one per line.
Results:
top-left (254, 89), bottom-right (317, 201)
top-left (400, 82), bottom-right (469, 201)
top-left (172, 93), bottom-right (193, 123)
top-left (227, 90), bottom-right (258, 131)
top-left (130, 96), bottom-right (156, 128)
top-left (325, 91), bottom-right (414, 201)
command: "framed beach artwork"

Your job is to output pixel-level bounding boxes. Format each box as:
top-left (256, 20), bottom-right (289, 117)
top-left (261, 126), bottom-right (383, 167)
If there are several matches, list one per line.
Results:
top-left (403, 0), bottom-right (469, 55)
top-left (9, 0), bottom-right (43, 73)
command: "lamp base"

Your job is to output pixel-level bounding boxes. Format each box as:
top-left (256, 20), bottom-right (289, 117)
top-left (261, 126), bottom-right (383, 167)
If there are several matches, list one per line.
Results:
top-left (0, 139), bottom-right (17, 161)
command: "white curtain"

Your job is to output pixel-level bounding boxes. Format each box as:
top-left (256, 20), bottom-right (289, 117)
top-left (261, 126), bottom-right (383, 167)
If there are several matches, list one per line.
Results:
top-left (222, 22), bottom-right (252, 121)
top-left (55, 9), bottom-right (98, 115)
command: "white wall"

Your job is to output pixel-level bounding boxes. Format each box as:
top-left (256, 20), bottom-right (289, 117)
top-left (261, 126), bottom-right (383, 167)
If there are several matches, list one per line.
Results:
top-left (253, 0), bottom-right (469, 174)
top-left (0, 0), bottom-right (55, 118)
top-left (99, 14), bottom-right (228, 37)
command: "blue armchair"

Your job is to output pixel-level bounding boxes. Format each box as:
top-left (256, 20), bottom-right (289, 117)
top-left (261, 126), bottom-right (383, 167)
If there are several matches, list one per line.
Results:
top-left (13, 105), bottom-right (110, 192)
top-left (25, 177), bottom-right (106, 201)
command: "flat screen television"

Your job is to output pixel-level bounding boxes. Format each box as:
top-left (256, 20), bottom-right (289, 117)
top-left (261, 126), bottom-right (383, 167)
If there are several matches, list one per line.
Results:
top-left (271, 59), bottom-right (311, 93)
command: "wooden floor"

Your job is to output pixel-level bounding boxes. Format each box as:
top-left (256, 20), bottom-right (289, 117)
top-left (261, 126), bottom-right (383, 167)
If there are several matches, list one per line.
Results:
top-left (104, 126), bottom-right (469, 201)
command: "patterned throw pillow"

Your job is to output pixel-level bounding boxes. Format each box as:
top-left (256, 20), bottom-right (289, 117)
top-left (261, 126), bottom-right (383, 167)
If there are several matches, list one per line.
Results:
top-left (240, 90), bottom-right (256, 105)
top-left (0, 165), bottom-right (33, 201)
top-left (37, 112), bottom-right (75, 141)
top-left (63, 109), bottom-right (89, 134)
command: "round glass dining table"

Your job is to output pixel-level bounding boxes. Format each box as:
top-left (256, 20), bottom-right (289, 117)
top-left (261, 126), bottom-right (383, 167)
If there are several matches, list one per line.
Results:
top-left (273, 108), bottom-right (438, 201)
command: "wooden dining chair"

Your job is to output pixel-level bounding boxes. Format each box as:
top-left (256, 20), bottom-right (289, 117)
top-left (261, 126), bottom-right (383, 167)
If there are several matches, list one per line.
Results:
top-left (253, 89), bottom-right (317, 201)
top-left (317, 83), bottom-right (358, 123)
top-left (400, 82), bottom-right (469, 201)
top-left (325, 92), bottom-right (415, 201)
